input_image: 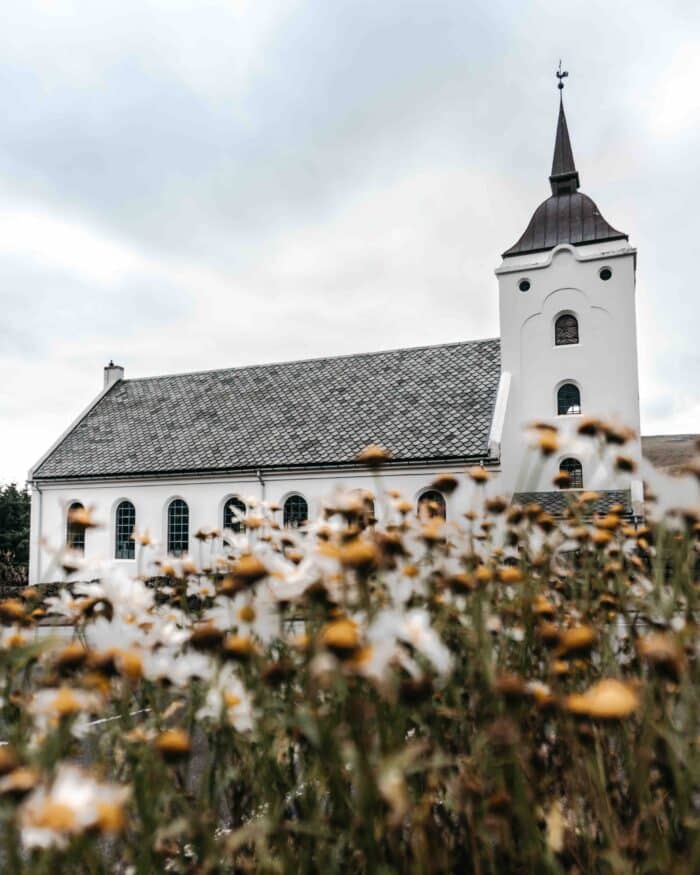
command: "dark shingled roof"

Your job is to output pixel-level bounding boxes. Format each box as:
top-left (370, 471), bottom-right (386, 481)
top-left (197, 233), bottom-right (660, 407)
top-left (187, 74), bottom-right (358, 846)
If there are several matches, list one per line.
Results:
top-left (513, 490), bottom-right (632, 517)
top-left (34, 339), bottom-right (501, 480)
top-left (503, 95), bottom-right (627, 257)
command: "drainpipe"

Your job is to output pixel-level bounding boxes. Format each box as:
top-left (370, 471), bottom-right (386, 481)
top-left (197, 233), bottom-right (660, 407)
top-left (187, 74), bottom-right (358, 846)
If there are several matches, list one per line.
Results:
top-left (30, 481), bottom-right (42, 585)
top-left (256, 468), bottom-right (265, 502)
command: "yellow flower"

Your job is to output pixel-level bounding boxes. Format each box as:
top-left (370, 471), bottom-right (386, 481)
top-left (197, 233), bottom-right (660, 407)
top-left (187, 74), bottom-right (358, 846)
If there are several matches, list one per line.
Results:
top-left (319, 618), bottom-right (361, 656)
top-left (554, 626), bottom-right (596, 657)
top-left (338, 539), bottom-right (378, 570)
top-left (154, 729), bottom-right (192, 762)
top-left (565, 679), bottom-right (639, 719)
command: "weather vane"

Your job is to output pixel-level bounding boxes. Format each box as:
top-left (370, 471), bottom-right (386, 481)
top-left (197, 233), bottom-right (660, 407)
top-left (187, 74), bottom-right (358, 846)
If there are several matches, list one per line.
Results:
top-left (556, 60), bottom-right (568, 91)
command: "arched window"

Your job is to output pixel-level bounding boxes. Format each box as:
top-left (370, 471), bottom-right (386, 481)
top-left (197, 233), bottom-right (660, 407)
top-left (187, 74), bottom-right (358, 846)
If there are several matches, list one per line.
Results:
top-left (167, 499), bottom-right (189, 556)
top-left (283, 495), bottom-right (308, 528)
top-left (66, 502), bottom-right (86, 553)
top-left (223, 496), bottom-right (246, 533)
top-left (557, 383), bottom-right (581, 416)
top-left (559, 458), bottom-right (583, 490)
top-left (417, 490), bottom-right (447, 521)
top-left (115, 501), bottom-right (136, 559)
top-left (555, 313), bottom-right (579, 346)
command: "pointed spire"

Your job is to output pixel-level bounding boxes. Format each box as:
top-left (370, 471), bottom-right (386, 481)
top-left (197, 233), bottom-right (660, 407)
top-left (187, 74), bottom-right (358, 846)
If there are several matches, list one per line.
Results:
top-left (549, 65), bottom-right (580, 195)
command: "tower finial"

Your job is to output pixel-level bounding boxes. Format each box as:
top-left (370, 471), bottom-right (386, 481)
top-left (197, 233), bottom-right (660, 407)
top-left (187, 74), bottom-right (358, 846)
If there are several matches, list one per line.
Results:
top-left (556, 60), bottom-right (568, 91)
top-left (549, 65), bottom-right (579, 195)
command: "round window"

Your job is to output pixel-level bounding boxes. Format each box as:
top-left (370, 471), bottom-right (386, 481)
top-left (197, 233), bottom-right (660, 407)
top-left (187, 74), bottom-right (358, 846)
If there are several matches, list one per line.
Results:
top-left (518, 279), bottom-right (531, 292)
top-left (599, 267), bottom-right (612, 281)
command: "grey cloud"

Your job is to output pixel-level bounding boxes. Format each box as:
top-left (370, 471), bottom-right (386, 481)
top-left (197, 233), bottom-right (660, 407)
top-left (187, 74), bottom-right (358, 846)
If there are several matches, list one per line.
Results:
top-left (0, 0), bottom-right (699, 482)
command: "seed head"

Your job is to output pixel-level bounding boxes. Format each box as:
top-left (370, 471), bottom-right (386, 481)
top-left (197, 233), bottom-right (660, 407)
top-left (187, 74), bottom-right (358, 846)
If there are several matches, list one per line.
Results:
top-left (154, 729), bottom-right (192, 762)
top-left (554, 626), bottom-right (596, 657)
top-left (565, 678), bottom-right (639, 719)
top-left (356, 444), bottom-right (392, 467)
top-left (430, 474), bottom-right (460, 495)
top-left (466, 466), bottom-right (490, 484)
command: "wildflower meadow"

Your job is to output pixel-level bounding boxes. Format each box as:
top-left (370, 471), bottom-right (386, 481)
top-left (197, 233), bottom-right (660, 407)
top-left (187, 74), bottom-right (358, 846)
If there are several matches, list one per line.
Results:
top-left (0, 426), bottom-right (698, 873)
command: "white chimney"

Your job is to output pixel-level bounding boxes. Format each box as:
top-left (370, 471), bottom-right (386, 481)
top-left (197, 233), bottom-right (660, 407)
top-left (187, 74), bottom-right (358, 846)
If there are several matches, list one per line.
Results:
top-left (103, 360), bottom-right (124, 389)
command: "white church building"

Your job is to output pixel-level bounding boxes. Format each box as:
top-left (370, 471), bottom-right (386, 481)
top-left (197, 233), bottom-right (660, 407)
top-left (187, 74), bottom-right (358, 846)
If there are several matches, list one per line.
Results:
top-left (28, 89), bottom-right (646, 583)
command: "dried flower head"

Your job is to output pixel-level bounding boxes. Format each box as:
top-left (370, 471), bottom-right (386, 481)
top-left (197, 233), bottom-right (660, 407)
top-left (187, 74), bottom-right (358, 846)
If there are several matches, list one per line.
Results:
top-left (466, 466), bottom-right (490, 484)
top-left (319, 618), bottom-right (361, 657)
top-left (565, 678), bottom-right (640, 719)
top-left (154, 729), bottom-right (192, 762)
top-left (430, 474), bottom-right (460, 495)
top-left (356, 444), bottom-right (392, 467)
top-left (637, 633), bottom-right (686, 680)
top-left (554, 626), bottom-right (596, 658)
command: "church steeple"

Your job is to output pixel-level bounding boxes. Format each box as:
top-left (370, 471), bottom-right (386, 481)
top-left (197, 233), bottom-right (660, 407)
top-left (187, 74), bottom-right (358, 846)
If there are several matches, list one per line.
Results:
top-left (502, 65), bottom-right (627, 258)
top-left (549, 68), bottom-right (580, 195)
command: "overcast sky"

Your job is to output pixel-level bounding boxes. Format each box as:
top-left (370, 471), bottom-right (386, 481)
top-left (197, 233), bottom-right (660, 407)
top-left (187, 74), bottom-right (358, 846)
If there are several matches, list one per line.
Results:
top-left (1, 0), bottom-right (699, 485)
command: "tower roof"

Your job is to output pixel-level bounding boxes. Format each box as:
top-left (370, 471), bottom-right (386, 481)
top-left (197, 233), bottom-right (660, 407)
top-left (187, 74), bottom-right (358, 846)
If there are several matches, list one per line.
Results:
top-left (503, 83), bottom-right (627, 258)
top-left (549, 95), bottom-right (580, 195)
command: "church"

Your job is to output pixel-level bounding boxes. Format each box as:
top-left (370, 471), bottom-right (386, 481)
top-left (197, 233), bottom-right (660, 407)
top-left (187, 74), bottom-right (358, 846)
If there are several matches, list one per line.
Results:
top-left (27, 86), bottom-right (652, 583)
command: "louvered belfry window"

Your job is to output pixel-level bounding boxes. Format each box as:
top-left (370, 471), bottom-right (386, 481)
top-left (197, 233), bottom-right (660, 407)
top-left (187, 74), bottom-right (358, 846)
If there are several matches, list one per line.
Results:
top-left (557, 383), bottom-right (581, 415)
top-left (223, 497), bottom-right (246, 533)
top-left (167, 499), bottom-right (189, 555)
top-left (555, 314), bottom-right (579, 346)
top-left (115, 501), bottom-right (136, 559)
top-left (559, 457), bottom-right (583, 489)
top-left (417, 489), bottom-right (447, 521)
top-left (283, 495), bottom-right (308, 528)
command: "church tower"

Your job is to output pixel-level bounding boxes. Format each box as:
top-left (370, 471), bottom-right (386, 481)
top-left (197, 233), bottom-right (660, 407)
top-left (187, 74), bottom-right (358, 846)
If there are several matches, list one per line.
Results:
top-left (495, 74), bottom-right (643, 507)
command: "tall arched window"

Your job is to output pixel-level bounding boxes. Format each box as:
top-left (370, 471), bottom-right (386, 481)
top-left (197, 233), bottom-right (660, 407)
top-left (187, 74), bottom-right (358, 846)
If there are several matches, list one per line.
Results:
top-left (66, 502), bottom-right (86, 553)
top-left (417, 490), bottom-right (447, 521)
top-left (115, 501), bottom-right (136, 559)
top-left (167, 499), bottom-right (189, 556)
top-left (557, 383), bottom-right (581, 415)
top-left (283, 495), bottom-right (308, 528)
top-left (223, 497), bottom-right (246, 533)
top-left (555, 313), bottom-right (579, 346)
top-left (559, 458), bottom-right (583, 490)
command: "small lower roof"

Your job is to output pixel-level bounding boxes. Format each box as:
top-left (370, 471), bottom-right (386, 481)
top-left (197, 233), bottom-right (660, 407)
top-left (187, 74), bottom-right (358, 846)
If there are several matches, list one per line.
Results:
top-left (513, 490), bottom-right (632, 517)
top-left (33, 338), bottom-right (501, 480)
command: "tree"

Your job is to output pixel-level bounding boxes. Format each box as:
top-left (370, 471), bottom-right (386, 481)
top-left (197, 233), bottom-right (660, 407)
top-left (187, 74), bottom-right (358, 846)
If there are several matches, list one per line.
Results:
top-left (0, 483), bottom-right (30, 566)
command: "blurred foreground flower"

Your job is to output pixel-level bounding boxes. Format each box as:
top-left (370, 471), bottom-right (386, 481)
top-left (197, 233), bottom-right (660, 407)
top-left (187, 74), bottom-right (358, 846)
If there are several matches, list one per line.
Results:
top-left (565, 679), bottom-right (640, 719)
top-left (18, 764), bottom-right (129, 849)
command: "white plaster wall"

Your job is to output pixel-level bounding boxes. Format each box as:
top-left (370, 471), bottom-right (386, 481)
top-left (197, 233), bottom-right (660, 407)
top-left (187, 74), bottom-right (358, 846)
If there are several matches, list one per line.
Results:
top-left (496, 240), bottom-right (642, 494)
top-left (29, 463), bottom-right (498, 583)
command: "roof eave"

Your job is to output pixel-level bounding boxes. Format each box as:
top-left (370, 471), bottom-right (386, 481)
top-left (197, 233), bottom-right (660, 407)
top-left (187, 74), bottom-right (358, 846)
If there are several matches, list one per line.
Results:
top-left (31, 451), bottom-right (497, 484)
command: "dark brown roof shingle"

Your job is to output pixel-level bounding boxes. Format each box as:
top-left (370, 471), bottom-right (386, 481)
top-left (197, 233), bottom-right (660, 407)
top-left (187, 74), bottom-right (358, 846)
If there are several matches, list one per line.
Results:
top-left (34, 339), bottom-right (501, 479)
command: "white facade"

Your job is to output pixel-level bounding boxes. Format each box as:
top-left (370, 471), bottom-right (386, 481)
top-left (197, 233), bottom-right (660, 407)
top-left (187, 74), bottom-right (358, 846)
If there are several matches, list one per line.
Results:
top-left (496, 239), bottom-right (643, 499)
top-left (28, 463), bottom-right (496, 583)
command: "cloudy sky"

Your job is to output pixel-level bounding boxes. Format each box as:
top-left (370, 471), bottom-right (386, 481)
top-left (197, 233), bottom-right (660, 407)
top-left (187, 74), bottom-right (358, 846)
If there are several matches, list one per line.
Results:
top-left (1, 0), bottom-right (698, 485)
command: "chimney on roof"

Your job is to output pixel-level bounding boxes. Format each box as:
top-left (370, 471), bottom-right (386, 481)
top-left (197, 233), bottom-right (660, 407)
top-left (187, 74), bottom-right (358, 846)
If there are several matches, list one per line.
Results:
top-left (103, 360), bottom-right (124, 389)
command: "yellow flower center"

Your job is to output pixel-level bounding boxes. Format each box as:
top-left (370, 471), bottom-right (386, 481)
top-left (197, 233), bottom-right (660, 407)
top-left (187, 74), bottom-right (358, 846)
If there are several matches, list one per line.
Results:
top-left (238, 605), bottom-right (256, 623)
top-left (32, 801), bottom-right (78, 832)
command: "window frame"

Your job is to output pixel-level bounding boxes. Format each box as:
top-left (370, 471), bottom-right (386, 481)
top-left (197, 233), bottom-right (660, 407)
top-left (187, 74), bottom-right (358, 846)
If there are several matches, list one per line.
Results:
top-left (222, 495), bottom-right (247, 534)
top-left (554, 312), bottom-right (580, 346)
top-left (558, 457), bottom-right (584, 490)
top-left (417, 489), bottom-right (447, 521)
top-left (166, 498), bottom-right (190, 556)
top-left (66, 501), bottom-right (86, 554)
top-left (283, 494), bottom-right (308, 528)
top-left (114, 500), bottom-right (136, 560)
top-left (556, 381), bottom-right (582, 416)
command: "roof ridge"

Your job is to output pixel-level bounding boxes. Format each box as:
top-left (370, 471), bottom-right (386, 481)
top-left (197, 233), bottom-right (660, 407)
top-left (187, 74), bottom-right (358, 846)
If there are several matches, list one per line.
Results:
top-left (122, 336), bottom-right (501, 384)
